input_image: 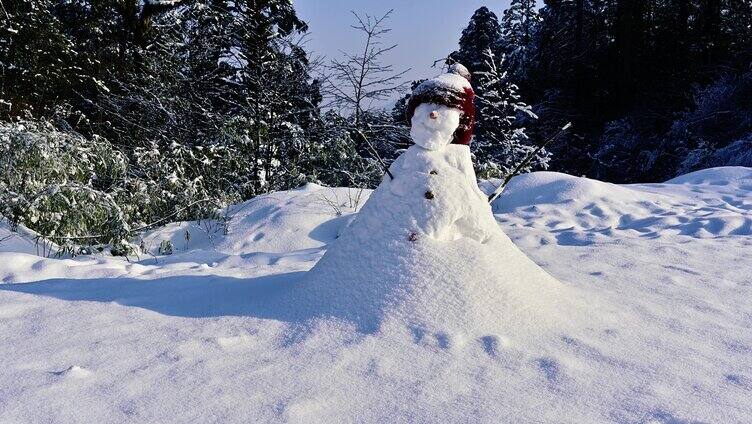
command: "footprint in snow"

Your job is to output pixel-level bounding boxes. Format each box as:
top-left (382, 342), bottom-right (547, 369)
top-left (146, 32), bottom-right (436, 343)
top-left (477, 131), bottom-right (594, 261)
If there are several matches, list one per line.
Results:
top-left (435, 332), bottom-right (451, 350)
top-left (536, 357), bottom-right (560, 383)
top-left (409, 327), bottom-right (453, 351)
top-left (49, 365), bottom-right (91, 379)
top-left (480, 335), bottom-right (499, 358)
top-left (409, 329), bottom-right (511, 357)
top-left (725, 374), bottom-right (752, 390)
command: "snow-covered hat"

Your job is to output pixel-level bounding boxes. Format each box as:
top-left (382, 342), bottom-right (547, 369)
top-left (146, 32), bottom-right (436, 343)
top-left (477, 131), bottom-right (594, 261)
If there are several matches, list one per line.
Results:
top-left (406, 63), bottom-right (476, 146)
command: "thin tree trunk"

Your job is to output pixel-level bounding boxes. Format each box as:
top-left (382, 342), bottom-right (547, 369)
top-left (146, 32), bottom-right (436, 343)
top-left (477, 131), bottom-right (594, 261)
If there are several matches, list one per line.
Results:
top-left (701, 0), bottom-right (722, 65)
top-left (615, 0), bottom-right (636, 110)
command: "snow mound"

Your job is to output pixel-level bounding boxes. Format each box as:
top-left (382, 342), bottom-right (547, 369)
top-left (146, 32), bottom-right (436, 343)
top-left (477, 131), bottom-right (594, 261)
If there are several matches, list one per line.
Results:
top-left (0, 219), bottom-right (43, 255)
top-left (664, 165), bottom-right (752, 185)
top-left (299, 145), bottom-right (577, 337)
top-left (495, 168), bottom-right (752, 245)
top-left (495, 171), bottom-right (647, 208)
top-left (142, 184), bottom-right (368, 256)
top-left (1, 185), bottom-right (364, 284)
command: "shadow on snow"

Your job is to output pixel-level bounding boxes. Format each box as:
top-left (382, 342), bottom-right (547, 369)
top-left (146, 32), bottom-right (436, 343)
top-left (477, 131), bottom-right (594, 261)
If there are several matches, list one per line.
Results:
top-left (0, 272), bottom-right (334, 324)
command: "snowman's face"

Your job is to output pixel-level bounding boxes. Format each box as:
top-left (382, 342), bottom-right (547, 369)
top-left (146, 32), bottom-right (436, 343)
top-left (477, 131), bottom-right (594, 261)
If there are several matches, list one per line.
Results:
top-left (410, 103), bottom-right (461, 151)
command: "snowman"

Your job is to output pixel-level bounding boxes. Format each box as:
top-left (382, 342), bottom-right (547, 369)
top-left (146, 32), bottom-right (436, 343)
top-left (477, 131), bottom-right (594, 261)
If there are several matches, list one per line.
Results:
top-left (300, 64), bottom-right (568, 341)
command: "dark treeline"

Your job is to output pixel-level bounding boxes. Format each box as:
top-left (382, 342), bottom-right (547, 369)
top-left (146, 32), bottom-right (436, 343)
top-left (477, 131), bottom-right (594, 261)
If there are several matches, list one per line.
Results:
top-left (453, 1), bottom-right (752, 183)
top-left (0, 0), bottom-right (750, 254)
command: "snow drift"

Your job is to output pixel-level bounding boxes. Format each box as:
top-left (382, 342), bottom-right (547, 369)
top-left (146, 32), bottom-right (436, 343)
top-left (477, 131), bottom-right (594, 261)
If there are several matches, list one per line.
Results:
top-left (300, 144), bottom-right (574, 337)
top-left (0, 167), bottom-right (750, 423)
top-left (494, 167), bottom-right (752, 246)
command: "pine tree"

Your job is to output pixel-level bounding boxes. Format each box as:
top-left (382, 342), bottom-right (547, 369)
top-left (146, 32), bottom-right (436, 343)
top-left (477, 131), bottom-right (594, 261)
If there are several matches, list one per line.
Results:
top-left (500, 0), bottom-right (541, 82)
top-left (474, 49), bottom-right (548, 180)
top-left (1, 0), bottom-right (330, 255)
top-left (223, 0), bottom-right (314, 195)
top-left (0, 0), bottom-right (81, 120)
top-left (450, 7), bottom-right (503, 78)
top-left (450, 6), bottom-right (550, 181)
top-left (450, 7), bottom-right (505, 158)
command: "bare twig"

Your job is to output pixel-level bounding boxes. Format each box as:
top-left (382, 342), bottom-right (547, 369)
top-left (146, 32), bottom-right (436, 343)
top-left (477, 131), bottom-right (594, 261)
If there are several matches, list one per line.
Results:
top-left (0, 0), bottom-right (10, 21)
top-left (131, 198), bottom-right (221, 232)
top-left (355, 128), bottom-right (393, 180)
top-left (322, 9), bottom-right (410, 125)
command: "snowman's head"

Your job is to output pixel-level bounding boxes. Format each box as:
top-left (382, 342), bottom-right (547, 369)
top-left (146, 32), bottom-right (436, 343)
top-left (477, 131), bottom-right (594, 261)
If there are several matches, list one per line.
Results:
top-left (406, 65), bottom-right (475, 150)
top-left (410, 103), bottom-right (462, 150)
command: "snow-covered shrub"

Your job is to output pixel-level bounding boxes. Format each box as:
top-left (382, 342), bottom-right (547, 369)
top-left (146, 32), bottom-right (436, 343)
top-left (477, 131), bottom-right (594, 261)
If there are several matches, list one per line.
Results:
top-left (129, 140), bottom-right (231, 229)
top-left (158, 240), bottom-right (174, 255)
top-left (680, 72), bottom-right (752, 147)
top-left (0, 119), bottom-right (234, 256)
top-left (591, 118), bottom-right (663, 182)
top-left (0, 119), bottom-right (130, 255)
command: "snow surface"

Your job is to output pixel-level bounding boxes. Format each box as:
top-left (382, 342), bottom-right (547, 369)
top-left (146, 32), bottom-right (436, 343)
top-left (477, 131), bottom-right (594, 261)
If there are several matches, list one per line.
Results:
top-left (448, 63), bottom-right (472, 81)
top-left (0, 220), bottom-right (41, 255)
top-left (1, 167), bottom-right (751, 423)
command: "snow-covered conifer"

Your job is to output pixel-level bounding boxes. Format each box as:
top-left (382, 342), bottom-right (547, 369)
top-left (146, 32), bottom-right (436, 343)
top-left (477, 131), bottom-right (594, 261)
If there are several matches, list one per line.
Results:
top-left (474, 49), bottom-right (549, 180)
top-left (500, 0), bottom-right (541, 82)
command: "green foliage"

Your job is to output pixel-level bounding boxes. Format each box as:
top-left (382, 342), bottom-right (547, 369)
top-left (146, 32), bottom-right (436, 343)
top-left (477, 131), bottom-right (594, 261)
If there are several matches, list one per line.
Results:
top-left (0, 120), bottom-right (129, 255)
top-left (0, 118), bottom-right (238, 256)
top-left (305, 111), bottom-right (385, 189)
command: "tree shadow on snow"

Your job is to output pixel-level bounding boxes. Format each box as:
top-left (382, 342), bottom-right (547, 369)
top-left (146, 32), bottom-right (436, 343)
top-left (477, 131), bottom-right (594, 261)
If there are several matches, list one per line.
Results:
top-left (0, 272), bottom-right (337, 326)
top-left (307, 213), bottom-right (354, 244)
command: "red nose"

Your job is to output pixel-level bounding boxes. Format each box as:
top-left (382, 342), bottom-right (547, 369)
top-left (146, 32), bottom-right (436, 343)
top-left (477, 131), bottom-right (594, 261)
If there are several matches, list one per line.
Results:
top-left (429, 111), bottom-right (438, 119)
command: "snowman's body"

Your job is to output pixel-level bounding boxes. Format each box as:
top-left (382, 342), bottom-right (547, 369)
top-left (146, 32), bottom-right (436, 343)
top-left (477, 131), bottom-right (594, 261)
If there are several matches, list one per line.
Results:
top-left (388, 141), bottom-right (494, 244)
top-left (300, 99), bottom-right (569, 339)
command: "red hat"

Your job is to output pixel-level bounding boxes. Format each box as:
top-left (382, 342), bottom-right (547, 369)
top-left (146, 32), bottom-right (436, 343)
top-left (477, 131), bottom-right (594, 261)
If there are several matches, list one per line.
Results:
top-left (406, 64), bottom-right (476, 146)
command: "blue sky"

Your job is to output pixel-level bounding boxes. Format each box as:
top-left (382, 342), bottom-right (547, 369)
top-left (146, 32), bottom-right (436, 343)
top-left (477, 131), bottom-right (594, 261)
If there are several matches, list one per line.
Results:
top-left (294, 1), bottom-right (517, 105)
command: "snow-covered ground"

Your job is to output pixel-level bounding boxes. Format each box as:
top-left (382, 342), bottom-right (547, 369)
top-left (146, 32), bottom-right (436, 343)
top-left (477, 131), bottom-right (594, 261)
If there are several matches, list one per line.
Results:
top-left (1, 167), bottom-right (751, 423)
